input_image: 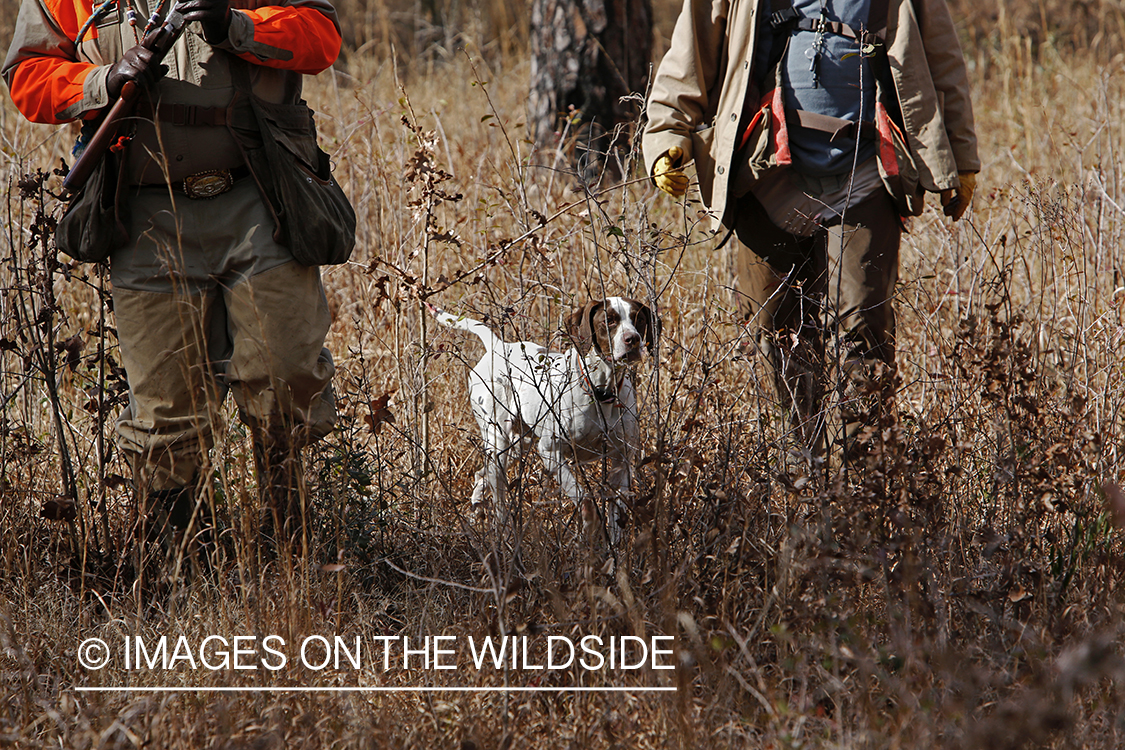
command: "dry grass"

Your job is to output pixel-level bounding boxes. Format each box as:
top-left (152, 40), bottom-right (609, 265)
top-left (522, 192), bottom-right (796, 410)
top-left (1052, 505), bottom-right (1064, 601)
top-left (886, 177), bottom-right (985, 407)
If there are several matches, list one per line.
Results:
top-left (3, 2), bottom-right (1125, 748)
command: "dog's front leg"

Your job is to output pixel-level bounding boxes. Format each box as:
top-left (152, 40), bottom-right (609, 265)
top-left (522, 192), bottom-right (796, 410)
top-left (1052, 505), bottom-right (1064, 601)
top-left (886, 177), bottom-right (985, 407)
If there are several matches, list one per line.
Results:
top-left (537, 436), bottom-right (583, 501)
top-left (603, 407), bottom-right (640, 546)
top-left (538, 436), bottom-right (621, 544)
top-left (607, 461), bottom-right (632, 493)
top-left (537, 435), bottom-right (600, 529)
top-left (605, 461), bottom-right (632, 547)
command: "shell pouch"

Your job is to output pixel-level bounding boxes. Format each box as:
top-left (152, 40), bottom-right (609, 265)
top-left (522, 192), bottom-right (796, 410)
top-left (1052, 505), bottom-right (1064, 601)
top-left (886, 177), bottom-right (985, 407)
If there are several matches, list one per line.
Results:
top-left (230, 60), bottom-right (356, 266)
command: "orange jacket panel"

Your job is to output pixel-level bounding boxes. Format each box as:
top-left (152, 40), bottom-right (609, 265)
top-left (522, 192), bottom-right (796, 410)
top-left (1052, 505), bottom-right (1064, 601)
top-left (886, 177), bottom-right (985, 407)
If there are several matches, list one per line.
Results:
top-left (5, 0), bottom-right (97, 123)
top-left (8, 55), bottom-right (96, 123)
top-left (237, 6), bottom-right (341, 75)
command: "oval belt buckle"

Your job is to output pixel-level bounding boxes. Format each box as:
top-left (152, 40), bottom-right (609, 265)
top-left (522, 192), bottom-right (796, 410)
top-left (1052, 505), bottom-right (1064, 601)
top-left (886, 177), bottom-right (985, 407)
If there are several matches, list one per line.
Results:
top-left (182, 169), bottom-right (234, 199)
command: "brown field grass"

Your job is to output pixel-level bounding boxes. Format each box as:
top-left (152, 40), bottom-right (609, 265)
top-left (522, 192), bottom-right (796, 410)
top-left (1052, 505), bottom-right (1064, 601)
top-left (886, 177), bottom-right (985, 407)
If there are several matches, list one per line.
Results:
top-left (3, 1), bottom-right (1125, 748)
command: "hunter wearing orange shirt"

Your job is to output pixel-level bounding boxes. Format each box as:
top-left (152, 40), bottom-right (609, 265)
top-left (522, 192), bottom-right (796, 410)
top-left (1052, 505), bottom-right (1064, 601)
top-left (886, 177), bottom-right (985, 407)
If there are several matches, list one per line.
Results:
top-left (5, 0), bottom-right (346, 562)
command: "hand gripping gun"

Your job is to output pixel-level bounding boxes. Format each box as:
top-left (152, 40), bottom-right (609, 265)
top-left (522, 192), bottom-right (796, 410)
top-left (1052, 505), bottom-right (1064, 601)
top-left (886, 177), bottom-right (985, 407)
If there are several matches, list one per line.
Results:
top-left (61, 3), bottom-right (186, 196)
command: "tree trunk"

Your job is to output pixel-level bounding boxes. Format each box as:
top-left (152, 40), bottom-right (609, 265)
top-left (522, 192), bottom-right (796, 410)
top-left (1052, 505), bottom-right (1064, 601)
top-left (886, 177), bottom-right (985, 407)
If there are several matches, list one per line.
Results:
top-left (529, 0), bottom-right (653, 184)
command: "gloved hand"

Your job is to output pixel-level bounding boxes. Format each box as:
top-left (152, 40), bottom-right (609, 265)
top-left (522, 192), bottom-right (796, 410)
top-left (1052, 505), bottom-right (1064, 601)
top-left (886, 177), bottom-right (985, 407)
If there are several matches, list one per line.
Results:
top-left (653, 146), bottom-right (689, 199)
top-left (941, 171), bottom-right (977, 221)
top-left (105, 44), bottom-right (168, 100)
top-left (179, 0), bottom-right (232, 43)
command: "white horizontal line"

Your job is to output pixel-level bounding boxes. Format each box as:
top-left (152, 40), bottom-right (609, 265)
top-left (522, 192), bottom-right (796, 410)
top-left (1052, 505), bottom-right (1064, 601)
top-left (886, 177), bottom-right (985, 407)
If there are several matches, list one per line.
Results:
top-left (76, 686), bottom-right (677, 693)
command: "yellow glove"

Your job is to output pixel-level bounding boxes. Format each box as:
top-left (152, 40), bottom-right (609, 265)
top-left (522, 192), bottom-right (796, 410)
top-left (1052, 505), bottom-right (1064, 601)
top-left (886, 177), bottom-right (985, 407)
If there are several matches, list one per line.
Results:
top-left (653, 146), bottom-right (689, 199)
top-left (941, 171), bottom-right (977, 221)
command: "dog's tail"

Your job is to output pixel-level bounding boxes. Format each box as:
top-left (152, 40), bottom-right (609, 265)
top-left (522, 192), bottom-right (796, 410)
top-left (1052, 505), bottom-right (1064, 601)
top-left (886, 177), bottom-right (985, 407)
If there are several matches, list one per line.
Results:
top-left (427, 303), bottom-right (501, 351)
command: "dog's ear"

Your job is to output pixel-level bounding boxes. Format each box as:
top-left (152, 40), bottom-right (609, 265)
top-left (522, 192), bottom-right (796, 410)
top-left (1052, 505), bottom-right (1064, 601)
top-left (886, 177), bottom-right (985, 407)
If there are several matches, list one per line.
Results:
top-left (629, 300), bottom-right (661, 357)
top-left (565, 301), bottom-right (601, 353)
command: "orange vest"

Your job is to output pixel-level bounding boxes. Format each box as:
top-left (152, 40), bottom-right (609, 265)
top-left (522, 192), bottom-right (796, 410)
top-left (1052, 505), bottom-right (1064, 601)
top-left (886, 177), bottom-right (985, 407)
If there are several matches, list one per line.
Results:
top-left (5, 0), bottom-right (341, 124)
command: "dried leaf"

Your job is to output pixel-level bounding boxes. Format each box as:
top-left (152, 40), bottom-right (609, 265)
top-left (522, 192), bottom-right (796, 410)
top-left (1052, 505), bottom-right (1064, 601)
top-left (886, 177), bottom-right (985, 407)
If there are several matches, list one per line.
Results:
top-left (364, 391), bottom-right (397, 435)
top-left (55, 334), bottom-right (83, 371)
top-left (103, 474), bottom-right (130, 490)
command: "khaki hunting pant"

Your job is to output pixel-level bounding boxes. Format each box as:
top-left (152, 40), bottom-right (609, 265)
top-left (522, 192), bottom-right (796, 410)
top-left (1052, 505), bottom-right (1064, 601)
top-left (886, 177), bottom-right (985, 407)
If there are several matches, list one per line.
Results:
top-left (109, 179), bottom-right (336, 493)
top-left (731, 189), bottom-right (900, 462)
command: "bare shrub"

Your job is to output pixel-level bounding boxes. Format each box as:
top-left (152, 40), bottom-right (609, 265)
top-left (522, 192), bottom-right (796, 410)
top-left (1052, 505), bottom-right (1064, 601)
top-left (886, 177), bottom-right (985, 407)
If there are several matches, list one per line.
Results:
top-left (2, 8), bottom-right (1125, 750)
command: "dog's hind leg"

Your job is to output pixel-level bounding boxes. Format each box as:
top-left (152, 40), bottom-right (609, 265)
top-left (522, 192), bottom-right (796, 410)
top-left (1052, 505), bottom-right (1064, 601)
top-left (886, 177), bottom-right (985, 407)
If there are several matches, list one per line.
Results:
top-left (470, 465), bottom-right (494, 507)
top-left (468, 371), bottom-right (510, 510)
top-left (474, 421), bottom-right (511, 509)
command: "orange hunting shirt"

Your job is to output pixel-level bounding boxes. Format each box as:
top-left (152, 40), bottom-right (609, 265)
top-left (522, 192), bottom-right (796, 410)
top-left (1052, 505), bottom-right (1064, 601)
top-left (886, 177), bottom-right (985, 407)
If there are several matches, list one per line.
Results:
top-left (3, 0), bottom-right (342, 124)
top-left (3, 0), bottom-right (342, 184)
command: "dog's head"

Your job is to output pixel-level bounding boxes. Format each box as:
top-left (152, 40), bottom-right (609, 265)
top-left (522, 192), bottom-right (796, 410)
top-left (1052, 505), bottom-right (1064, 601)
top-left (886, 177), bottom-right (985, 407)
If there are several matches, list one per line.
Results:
top-left (566, 297), bottom-right (660, 362)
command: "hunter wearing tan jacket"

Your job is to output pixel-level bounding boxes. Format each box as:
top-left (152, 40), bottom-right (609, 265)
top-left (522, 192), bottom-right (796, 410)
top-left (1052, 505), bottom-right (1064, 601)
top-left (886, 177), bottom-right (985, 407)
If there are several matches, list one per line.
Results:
top-left (644, 0), bottom-right (979, 464)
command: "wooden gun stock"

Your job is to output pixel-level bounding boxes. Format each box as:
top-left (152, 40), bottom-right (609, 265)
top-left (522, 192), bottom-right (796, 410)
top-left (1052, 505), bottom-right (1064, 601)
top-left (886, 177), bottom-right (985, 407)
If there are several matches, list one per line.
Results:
top-left (61, 81), bottom-right (140, 196)
top-left (60, 10), bottom-right (184, 197)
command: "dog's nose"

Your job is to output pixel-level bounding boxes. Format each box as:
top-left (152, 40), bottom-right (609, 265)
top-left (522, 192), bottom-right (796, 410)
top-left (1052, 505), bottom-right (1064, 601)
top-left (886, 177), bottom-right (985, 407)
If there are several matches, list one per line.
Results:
top-left (623, 330), bottom-right (640, 348)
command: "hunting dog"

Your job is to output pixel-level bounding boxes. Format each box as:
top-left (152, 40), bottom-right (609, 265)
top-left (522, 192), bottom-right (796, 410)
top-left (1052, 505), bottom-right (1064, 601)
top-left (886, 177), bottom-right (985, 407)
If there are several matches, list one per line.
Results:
top-left (432, 298), bottom-right (658, 543)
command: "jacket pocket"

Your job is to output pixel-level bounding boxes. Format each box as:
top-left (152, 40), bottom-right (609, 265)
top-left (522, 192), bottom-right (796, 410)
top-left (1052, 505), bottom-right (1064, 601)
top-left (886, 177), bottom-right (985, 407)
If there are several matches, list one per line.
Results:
top-left (875, 102), bottom-right (925, 217)
top-left (730, 87), bottom-right (791, 197)
top-left (690, 125), bottom-right (716, 208)
top-left (55, 151), bottom-right (129, 263)
top-left (253, 98), bottom-right (321, 168)
top-left (241, 98), bottom-right (357, 266)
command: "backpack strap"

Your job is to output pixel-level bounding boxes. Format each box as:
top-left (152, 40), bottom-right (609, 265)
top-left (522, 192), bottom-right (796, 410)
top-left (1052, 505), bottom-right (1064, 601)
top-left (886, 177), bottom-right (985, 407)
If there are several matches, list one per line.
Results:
top-left (785, 16), bottom-right (870, 41)
top-left (868, 0), bottom-right (890, 40)
top-left (769, 0), bottom-right (797, 31)
top-left (770, 0), bottom-right (891, 40)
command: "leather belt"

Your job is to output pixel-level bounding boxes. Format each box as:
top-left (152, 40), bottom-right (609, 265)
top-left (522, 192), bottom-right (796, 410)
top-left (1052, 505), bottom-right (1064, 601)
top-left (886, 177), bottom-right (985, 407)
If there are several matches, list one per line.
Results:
top-left (786, 108), bottom-right (876, 142)
top-left (166, 165), bottom-right (251, 199)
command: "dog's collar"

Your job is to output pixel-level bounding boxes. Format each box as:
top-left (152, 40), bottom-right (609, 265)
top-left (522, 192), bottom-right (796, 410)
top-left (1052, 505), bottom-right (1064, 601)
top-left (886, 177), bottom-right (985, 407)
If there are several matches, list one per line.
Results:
top-left (576, 351), bottom-right (627, 406)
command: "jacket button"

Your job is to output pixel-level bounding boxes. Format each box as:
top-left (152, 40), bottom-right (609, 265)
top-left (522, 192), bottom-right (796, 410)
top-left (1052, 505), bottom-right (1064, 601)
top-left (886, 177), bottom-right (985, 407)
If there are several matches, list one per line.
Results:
top-left (717, 165), bottom-right (725, 175)
top-left (744, 61), bottom-right (749, 69)
top-left (731, 113), bottom-right (737, 121)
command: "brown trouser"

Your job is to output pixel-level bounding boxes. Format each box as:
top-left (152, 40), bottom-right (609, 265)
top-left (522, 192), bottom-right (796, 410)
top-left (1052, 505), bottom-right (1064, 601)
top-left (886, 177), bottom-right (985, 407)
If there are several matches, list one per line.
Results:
top-left (732, 189), bottom-right (900, 460)
top-left (110, 179), bottom-right (336, 494)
